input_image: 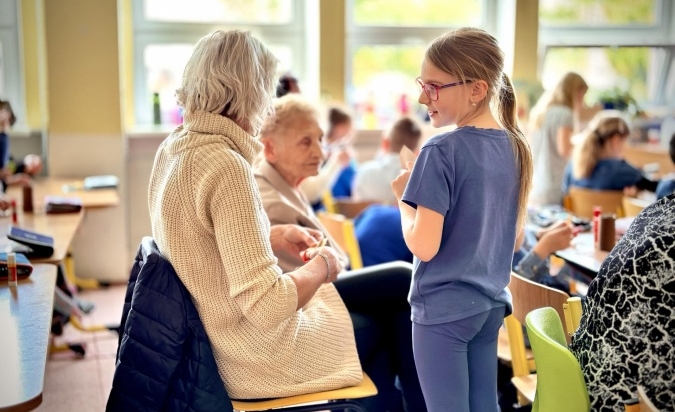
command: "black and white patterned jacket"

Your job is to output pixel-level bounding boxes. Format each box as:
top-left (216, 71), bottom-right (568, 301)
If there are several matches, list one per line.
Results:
top-left (570, 193), bottom-right (675, 412)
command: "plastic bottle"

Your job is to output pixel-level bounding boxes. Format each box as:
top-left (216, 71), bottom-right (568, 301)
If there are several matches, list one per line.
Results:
top-left (8, 252), bottom-right (17, 286)
top-left (22, 184), bottom-right (33, 213)
top-left (153, 92), bottom-right (161, 125)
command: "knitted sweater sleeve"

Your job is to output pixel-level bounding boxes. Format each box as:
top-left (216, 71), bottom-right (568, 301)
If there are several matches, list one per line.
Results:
top-left (198, 151), bottom-right (299, 330)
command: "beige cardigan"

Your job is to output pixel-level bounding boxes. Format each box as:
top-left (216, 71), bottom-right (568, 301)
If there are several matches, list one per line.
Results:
top-left (148, 111), bottom-right (361, 399)
top-left (254, 159), bottom-right (348, 273)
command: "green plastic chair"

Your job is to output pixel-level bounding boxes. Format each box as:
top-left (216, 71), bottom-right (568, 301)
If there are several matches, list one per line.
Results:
top-left (525, 307), bottom-right (590, 412)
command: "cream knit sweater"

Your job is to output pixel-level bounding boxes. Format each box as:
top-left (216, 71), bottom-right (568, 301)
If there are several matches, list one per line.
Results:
top-left (148, 111), bottom-right (361, 399)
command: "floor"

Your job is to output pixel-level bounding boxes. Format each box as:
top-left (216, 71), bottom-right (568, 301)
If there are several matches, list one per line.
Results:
top-left (36, 284), bottom-right (127, 412)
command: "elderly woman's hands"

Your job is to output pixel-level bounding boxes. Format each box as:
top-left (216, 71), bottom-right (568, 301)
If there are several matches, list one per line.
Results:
top-left (303, 246), bottom-right (344, 283)
top-left (270, 224), bottom-right (323, 257)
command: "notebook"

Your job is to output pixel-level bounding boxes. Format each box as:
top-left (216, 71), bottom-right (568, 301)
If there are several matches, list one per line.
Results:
top-left (83, 175), bottom-right (119, 190)
top-left (45, 196), bottom-right (83, 214)
top-left (7, 226), bottom-right (55, 258)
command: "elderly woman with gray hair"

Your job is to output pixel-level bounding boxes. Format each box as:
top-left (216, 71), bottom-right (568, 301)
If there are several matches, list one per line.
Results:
top-left (255, 94), bottom-right (427, 412)
top-left (147, 30), bottom-right (361, 401)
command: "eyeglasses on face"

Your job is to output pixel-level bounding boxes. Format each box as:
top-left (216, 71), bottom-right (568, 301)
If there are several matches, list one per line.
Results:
top-left (416, 78), bottom-right (474, 101)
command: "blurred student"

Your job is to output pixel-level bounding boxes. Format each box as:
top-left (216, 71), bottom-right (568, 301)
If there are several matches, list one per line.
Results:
top-left (512, 220), bottom-right (575, 294)
top-left (0, 101), bottom-right (43, 191)
top-left (299, 106), bottom-right (355, 204)
top-left (353, 116), bottom-right (423, 204)
top-left (562, 115), bottom-right (658, 195)
top-left (276, 73), bottom-right (301, 97)
top-left (529, 72), bottom-right (588, 206)
top-left (655, 132), bottom-right (675, 199)
top-left (354, 204), bottom-right (413, 267)
top-left (0, 100), bottom-right (16, 181)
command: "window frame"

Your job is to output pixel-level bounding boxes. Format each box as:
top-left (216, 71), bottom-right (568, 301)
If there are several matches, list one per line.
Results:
top-left (0, 0), bottom-right (26, 129)
top-left (132, 0), bottom-right (313, 126)
top-left (538, 0), bottom-right (675, 106)
top-left (344, 0), bottom-right (501, 127)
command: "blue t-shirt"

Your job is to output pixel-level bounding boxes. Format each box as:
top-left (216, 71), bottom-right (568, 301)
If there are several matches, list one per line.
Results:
top-left (656, 178), bottom-right (675, 200)
top-left (401, 127), bottom-right (518, 325)
top-left (354, 205), bottom-right (413, 267)
top-left (562, 159), bottom-right (643, 195)
top-left (0, 132), bottom-right (9, 169)
top-left (331, 162), bottom-right (357, 198)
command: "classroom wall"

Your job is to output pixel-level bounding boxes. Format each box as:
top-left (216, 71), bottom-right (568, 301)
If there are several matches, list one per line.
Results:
top-left (37, 0), bottom-right (128, 282)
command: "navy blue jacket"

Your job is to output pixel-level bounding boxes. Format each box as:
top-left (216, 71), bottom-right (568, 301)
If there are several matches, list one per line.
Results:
top-left (106, 237), bottom-right (233, 412)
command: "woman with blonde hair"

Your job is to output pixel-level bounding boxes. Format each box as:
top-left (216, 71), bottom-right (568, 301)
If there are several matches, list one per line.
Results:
top-left (144, 30), bottom-right (363, 402)
top-left (529, 72), bottom-right (588, 205)
top-left (562, 115), bottom-right (658, 194)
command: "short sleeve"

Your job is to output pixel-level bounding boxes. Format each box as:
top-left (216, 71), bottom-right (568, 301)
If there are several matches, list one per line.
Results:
top-left (401, 144), bottom-right (452, 216)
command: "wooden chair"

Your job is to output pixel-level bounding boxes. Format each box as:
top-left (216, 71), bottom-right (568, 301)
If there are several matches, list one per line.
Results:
top-left (505, 272), bottom-right (583, 405)
top-left (622, 196), bottom-right (651, 217)
top-left (564, 187), bottom-right (624, 219)
top-left (231, 373), bottom-right (377, 411)
top-left (625, 386), bottom-right (662, 412)
top-left (525, 307), bottom-right (590, 412)
top-left (317, 211), bottom-right (364, 270)
top-left (334, 199), bottom-right (377, 219)
top-left (322, 191), bottom-right (338, 214)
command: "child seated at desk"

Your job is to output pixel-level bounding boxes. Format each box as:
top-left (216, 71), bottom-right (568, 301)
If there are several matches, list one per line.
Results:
top-left (562, 115), bottom-right (659, 196)
top-left (655, 132), bottom-right (675, 199)
top-left (513, 220), bottom-right (578, 294)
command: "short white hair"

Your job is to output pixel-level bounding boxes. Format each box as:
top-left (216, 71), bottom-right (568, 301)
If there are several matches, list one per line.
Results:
top-left (176, 30), bottom-right (278, 135)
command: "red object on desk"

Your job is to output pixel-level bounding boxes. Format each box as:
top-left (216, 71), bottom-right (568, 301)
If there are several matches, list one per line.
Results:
top-left (592, 206), bottom-right (602, 247)
top-left (10, 199), bottom-right (17, 224)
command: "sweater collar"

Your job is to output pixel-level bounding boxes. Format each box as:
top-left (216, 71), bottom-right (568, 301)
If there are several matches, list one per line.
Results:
top-left (167, 111), bottom-right (262, 165)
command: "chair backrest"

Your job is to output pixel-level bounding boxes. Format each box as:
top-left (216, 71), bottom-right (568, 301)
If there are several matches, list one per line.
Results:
top-left (638, 385), bottom-right (661, 412)
top-left (322, 191), bottom-right (338, 214)
top-left (317, 212), bottom-right (363, 270)
top-left (334, 199), bottom-right (378, 219)
top-left (505, 273), bottom-right (581, 380)
top-left (622, 197), bottom-right (651, 217)
top-left (565, 187), bottom-right (624, 219)
top-left (525, 307), bottom-right (590, 412)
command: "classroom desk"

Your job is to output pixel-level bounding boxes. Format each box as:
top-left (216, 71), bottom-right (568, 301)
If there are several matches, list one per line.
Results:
top-left (624, 143), bottom-right (674, 176)
top-left (555, 233), bottom-right (609, 277)
top-left (0, 265), bottom-right (57, 412)
top-left (7, 177), bottom-right (120, 209)
top-left (0, 210), bottom-right (84, 264)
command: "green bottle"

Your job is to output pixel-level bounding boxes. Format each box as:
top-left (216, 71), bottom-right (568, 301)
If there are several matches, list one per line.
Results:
top-left (153, 92), bottom-right (161, 125)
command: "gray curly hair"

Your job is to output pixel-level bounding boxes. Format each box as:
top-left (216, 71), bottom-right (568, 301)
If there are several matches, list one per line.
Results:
top-left (176, 30), bottom-right (278, 135)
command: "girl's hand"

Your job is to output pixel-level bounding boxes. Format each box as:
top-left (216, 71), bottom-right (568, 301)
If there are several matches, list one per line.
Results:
top-left (391, 161), bottom-right (413, 201)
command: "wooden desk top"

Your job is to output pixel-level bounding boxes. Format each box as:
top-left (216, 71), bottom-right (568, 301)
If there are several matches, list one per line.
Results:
top-left (555, 233), bottom-right (609, 276)
top-left (0, 265), bottom-right (57, 412)
top-left (7, 177), bottom-right (120, 209)
top-left (0, 210), bottom-right (84, 264)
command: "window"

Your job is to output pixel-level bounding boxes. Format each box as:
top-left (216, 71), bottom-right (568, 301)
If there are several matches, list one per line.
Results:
top-left (0, 0), bottom-right (24, 127)
top-left (540, 0), bottom-right (658, 27)
top-left (132, 0), bottom-right (314, 126)
top-left (347, 0), bottom-right (498, 129)
top-left (538, 0), bottom-right (674, 109)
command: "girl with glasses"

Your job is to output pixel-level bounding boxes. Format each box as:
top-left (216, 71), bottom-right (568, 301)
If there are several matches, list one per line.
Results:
top-left (392, 27), bottom-right (533, 412)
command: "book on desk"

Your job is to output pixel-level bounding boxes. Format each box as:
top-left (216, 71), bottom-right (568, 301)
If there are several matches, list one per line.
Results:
top-left (7, 226), bottom-right (55, 259)
top-left (45, 195), bottom-right (83, 214)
